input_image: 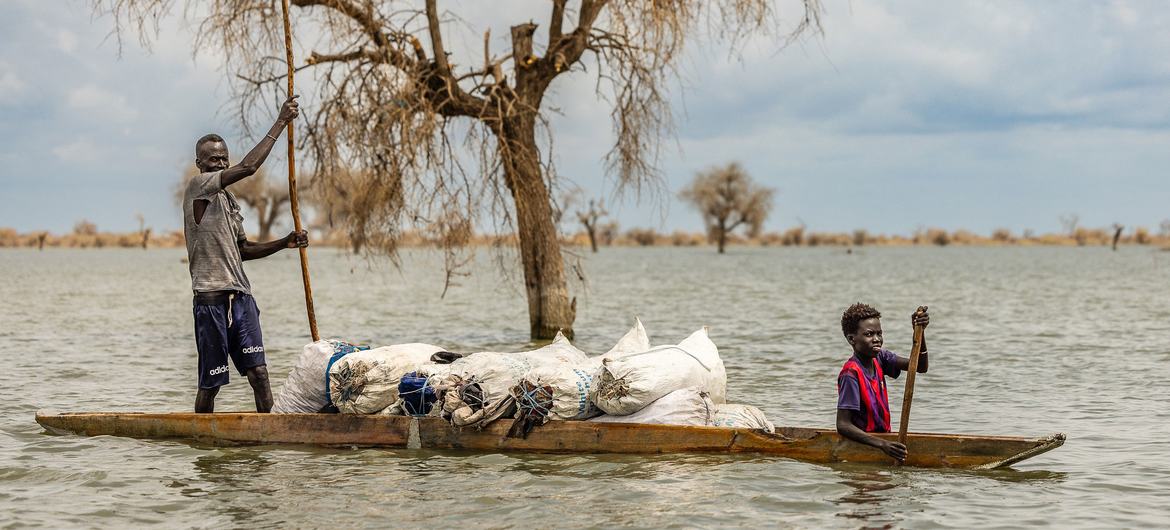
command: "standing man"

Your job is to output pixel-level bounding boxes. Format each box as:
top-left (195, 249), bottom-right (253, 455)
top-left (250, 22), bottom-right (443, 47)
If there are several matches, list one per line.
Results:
top-left (183, 96), bottom-right (307, 413)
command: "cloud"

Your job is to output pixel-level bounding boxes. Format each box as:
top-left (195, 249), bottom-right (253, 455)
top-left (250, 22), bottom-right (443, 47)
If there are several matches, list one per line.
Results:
top-left (0, 66), bottom-right (24, 99)
top-left (66, 84), bottom-right (140, 122)
top-left (6, 0), bottom-right (1170, 235)
top-left (52, 138), bottom-right (102, 164)
top-left (671, 0), bottom-right (1170, 138)
top-left (56, 29), bottom-right (78, 54)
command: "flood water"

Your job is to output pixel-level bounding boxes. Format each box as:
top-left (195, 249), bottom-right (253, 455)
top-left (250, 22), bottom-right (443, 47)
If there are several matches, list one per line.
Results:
top-left (2, 246), bottom-right (1167, 528)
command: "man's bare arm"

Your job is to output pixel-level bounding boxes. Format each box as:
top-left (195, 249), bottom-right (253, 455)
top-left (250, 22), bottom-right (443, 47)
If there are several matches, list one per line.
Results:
top-left (219, 96), bottom-right (300, 189)
top-left (239, 230), bottom-right (308, 261)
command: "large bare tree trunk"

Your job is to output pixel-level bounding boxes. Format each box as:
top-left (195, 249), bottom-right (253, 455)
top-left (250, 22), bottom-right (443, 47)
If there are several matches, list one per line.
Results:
top-left (586, 225), bottom-right (598, 253)
top-left (499, 116), bottom-right (576, 340)
top-left (258, 199), bottom-right (279, 241)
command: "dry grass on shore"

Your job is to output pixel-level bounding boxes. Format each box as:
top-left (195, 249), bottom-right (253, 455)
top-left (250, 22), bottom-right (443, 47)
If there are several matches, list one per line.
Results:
top-left (0, 226), bottom-right (185, 249)
top-left (3, 224), bottom-right (1168, 251)
top-left (560, 225), bottom-right (1170, 249)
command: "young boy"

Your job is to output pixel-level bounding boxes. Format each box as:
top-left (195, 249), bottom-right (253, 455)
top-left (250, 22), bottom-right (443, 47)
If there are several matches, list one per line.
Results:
top-left (836, 303), bottom-right (931, 461)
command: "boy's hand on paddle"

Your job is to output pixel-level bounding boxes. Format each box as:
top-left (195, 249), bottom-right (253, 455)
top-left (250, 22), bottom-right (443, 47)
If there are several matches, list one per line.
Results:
top-left (278, 95), bottom-right (300, 123)
top-left (880, 440), bottom-right (908, 461)
top-left (911, 306), bottom-right (930, 328)
top-left (286, 230), bottom-right (308, 249)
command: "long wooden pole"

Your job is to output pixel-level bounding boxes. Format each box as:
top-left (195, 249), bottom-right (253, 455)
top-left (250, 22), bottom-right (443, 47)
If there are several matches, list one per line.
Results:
top-left (280, 0), bottom-right (319, 342)
top-left (897, 306), bottom-right (927, 447)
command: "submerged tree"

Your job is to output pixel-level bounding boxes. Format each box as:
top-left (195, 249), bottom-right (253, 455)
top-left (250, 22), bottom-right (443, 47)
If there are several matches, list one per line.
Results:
top-left (230, 168), bottom-right (295, 241)
top-left (575, 198), bottom-right (607, 253)
top-left (96, 0), bottom-right (822, 339)
top-left (135, 213), bottom-right (151, 249)
top-left (680, 162), bottom-right (774, 254)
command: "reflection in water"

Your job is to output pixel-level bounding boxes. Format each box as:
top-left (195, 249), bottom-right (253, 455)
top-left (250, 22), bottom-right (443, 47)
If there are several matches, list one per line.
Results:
top-left (974, 468), bottom-right (1068, 484)
top-left (177, 449), bottom-right (278, 526)
top-left (360, 447), bottom-right (769, 481)
top-left (830, 463), bottom-right (1068, 527)
top-left (833, 467), bottom-right (903, 527)
top-left (191, 449), bottom-right (277, 493)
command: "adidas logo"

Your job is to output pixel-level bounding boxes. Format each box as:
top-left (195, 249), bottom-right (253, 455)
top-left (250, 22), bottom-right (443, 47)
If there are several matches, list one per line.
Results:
top-left (241, 346), bottom-right (264, 355)
top-left (208, 365), bottom-right (229, 376)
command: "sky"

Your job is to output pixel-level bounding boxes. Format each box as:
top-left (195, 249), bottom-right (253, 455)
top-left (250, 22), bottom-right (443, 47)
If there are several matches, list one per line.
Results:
top-left (1, 0), bottom-right (1168, 236)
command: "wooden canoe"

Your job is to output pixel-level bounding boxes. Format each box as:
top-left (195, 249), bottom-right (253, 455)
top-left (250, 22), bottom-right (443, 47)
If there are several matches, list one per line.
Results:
top-left (34, 410), bottom-right (1064, 470)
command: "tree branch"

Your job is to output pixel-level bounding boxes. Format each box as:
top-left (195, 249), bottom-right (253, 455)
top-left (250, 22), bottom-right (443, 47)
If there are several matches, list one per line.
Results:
top-left (308, 48), bottom-right (381, 66)
top-left (292, 0), bottom-right (387, 49)
top-left (291, 0), bottom-right (417, 70)
top-left (425, 0), bottom-right (450, 73)
top-left (550, 0), bottom-right (567, 43)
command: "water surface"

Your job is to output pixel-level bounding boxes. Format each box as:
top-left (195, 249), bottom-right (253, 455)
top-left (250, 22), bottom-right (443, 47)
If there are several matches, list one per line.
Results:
top-left (2, 246), bottom-right (1167, 528)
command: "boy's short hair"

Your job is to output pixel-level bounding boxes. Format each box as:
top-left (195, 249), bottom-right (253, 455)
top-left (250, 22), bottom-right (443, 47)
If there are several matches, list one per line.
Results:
top-left (841, 303), bottom-right (881, 336)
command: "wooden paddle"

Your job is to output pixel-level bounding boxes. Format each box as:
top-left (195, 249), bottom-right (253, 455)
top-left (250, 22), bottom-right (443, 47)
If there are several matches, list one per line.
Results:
top-left (897, 306), bottom-right (928, 452)
top-left (279, 0), bottom-right (319, 341)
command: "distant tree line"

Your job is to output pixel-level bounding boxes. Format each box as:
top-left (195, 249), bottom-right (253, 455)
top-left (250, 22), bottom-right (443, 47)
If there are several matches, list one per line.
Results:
top-left (7, 162), bottom-right (1170, 252)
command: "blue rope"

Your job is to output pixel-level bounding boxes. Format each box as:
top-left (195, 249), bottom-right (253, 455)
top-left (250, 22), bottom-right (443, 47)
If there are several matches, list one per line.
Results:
top-left (398, 371), bottom-right (436, 416)
top-left (324, 340), bottom-right (369, 406)
top-left (514, 383), bottom-right (552, 417)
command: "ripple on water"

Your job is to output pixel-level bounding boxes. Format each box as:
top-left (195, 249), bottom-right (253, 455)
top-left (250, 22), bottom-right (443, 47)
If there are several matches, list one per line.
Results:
top-left (2, 247), bottom-right (1170, 528)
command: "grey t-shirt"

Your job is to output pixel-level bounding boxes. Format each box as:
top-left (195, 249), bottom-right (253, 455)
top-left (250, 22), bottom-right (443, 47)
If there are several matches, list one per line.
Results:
top-left (182, 170), bottom-right (252, 294)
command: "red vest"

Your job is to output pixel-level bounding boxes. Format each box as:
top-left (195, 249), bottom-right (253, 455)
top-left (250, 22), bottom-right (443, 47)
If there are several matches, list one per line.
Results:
top-left (838, 356), bottom-right (891, 432)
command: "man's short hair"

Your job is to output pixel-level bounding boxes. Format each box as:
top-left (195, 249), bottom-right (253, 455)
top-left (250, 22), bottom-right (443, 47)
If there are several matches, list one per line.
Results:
top-left (841, 303), bottom-right (881, 336)
top-left (195, 133), bottom-right (225, 156)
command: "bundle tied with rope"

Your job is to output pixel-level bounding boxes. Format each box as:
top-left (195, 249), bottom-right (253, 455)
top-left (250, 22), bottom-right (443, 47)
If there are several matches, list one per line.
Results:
top-left (327, 343), bottom-right (446, 414)
top-left (429, 332), bottom-right (589, 428)
top-left (507, 380), bottom-right (556, 438)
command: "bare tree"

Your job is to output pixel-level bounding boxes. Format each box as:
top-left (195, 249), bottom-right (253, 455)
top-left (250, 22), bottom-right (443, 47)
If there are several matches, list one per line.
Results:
top-left (73, 220), bottom-right (97, 236)
top-left (598, 221), bottom-right (620, 247)
top-left (95, 0), bottom-right (822, 338)
top-left (679, 162), bottom-right (774, 253)
top-left (135, 213), bottom-right (151, 249)
top-left (575, 198), bottom-right (607, 253)
top-left (231, 167), bottom-right (292, 241)
top-left (1059, 214), bottom-right (1080, 237)
top-left (307, 166), bottom-right (391, 254)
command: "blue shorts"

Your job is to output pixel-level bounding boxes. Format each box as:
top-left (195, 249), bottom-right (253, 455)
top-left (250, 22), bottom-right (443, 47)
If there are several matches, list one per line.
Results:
top-left (193, 292), bottom-right (267, 389)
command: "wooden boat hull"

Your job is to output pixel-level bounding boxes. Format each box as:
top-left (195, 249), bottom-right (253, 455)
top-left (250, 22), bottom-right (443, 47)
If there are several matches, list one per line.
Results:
top-left (34, 411), bottom-right (1064, 470)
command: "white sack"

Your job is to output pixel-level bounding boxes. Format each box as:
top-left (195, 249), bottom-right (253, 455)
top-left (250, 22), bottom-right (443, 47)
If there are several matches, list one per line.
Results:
top-left (710, 404), bottom-right (775, 433)
top-left (273, 340), bottom-right (342, 414)
top-left (441, 332), bottom-right (586, 426)
top-left (329, 343), bottom-right (445, 414)
top-left (513, 362), bottom-right (601, 421)
top-left (444, 332), bottom-right (586, 399)
top-left (604, 317), bottom-right (651, 359)
top-left (411, 362), bottom-right (456, 384)
top-left (589, 388), bottom-right (715, 426)
top-left (591, 327), bottom-right (726, 416)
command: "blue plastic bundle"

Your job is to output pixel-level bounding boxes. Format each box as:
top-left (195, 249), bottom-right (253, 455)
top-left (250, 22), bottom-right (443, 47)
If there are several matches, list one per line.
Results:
top-left (399, 371), bottom-right (437, 416)
top-left (324, 340), bottom-right (370, 407)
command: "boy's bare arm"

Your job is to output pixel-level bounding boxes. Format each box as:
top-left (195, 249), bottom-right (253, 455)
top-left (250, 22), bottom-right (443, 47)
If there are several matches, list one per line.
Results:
top-left (895, 306), bottom-right (931, 373)
top-left (836, 409), bottom-right (908, 460)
